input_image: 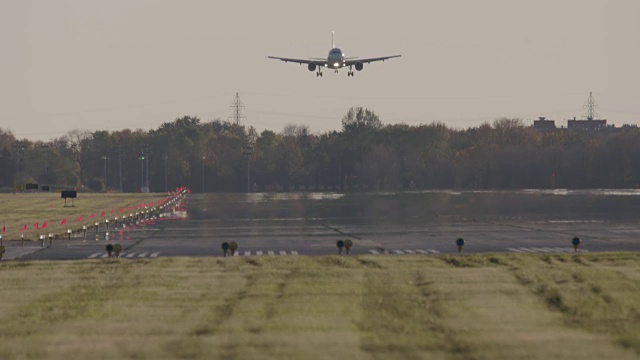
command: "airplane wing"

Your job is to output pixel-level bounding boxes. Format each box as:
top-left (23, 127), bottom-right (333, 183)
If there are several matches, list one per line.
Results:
top-left (345, 55), bottom-right (402, 65)
top-left (267, 56), bottom-right (326, 66)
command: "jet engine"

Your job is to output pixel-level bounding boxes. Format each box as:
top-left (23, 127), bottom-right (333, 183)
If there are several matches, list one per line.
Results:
top-left (355, 62), bottom-right (364, 71)
top-left (308, 63), bottom-right (317, 71)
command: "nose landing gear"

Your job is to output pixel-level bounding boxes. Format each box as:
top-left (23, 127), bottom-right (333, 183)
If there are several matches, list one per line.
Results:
top-left (316, 71), bottom-right (323, 77)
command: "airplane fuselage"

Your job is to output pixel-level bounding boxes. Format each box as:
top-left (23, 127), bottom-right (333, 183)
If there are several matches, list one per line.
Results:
top-left (327, 48), bottom-right (345, 69)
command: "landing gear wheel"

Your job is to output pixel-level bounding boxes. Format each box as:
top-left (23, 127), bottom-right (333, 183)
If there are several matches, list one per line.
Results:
top-left (317, 72), bottom-right (323, 77)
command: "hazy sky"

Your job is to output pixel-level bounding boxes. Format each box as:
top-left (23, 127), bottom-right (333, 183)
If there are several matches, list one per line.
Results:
top-left (2, 0), bottom-right (639, 141)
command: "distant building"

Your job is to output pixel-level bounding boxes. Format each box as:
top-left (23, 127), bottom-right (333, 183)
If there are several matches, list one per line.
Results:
top-left (567, 117), bottom-right (607, 130)
top-left (533, 117), bottom-right (556, 129)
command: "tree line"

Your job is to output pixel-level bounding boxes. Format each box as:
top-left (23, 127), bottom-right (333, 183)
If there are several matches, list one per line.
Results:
top-left (1, 107), bottom-right (639, 192)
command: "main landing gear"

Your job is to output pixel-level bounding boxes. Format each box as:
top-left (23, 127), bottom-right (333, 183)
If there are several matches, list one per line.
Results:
top-left (347, 66), bottom-right (354, 77)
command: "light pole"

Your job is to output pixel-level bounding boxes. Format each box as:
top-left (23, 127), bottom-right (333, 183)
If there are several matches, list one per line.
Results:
top-left (101, 155), bottom-right (110, 191)
top-left (118, 145), bottom-right (123, 192)
top-left (138, 155), bottom-right (145, 192)
top-left (142, 144), bottom-right (151, 191)
top-left (146, 155), bottom-right (149, 189)
top-left (242, 145), bottom-right (255, 193)
top-left (163, 155), bottom-right (168, 192)
top-left (202, 156), bottom-right (206, 193)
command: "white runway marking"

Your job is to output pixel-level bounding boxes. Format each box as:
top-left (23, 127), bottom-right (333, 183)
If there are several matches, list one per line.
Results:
top-left (150, 252), bottom-right (160, 258)
top-left (88, 252), bottom-right (101, 259)
top-left (100, 253), bottom-right (108, 258)
top-left (138, 252), bottom-right (148, 258)
top-left (509, 247), bottom-right (589, 253)
top-left (126, 252), bottom-right (137, 258)
top-left (370, 249), bottom-right (441, 255)
top-left (235, 250), bottom-right (297, 256)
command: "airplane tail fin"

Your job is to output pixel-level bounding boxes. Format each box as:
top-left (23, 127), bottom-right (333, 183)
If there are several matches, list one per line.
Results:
top-left (332, 31), bottom-right (335, 48)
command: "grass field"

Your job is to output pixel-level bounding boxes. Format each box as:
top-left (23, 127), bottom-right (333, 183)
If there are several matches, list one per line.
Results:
top-left (1, 253), bottom-right (639, 359)
top-left (0, 193), bottom-right (169, 241)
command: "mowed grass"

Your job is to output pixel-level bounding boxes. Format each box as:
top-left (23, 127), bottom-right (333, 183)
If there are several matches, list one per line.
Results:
top-left (1, 253), bottom-right (639, 359)
top-left (0, 193), bottom-right (168, 240)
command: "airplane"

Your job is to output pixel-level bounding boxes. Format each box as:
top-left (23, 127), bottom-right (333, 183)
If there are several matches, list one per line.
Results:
top-left (268, 32), bottom-right (401, 77)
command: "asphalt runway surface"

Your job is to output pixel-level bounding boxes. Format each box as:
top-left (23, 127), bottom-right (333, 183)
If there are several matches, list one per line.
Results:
top-left (9, 190), bottom-right (640, 261)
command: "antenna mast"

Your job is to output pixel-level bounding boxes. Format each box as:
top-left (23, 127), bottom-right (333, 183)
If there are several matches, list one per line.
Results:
top-left (228, 92), bottom-right (246, 125)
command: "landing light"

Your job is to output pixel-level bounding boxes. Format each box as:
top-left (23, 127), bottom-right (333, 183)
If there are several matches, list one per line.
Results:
top-left (334, 62), bottom-right (340, 68)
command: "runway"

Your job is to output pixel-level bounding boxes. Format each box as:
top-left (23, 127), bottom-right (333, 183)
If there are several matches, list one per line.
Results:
top-left (9, 190), bottom-right (640, 261)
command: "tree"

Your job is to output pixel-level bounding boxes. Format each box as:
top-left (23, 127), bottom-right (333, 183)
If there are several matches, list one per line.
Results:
top-left (64, 129), bottom-right (92, 188)
top-left (341, 107), bottom-right (382, 133)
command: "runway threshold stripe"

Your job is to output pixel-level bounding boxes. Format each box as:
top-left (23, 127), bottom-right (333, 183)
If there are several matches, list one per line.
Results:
top-left (508, 248), bottom-right (525, 253)
top-left (244, 251), bottom-right (251, 256)
top-left (392, 250), bottom-right (404, 254)
top-left (415, 250), bottom-right (429, 254)
top-left (429, 249), bottom-right (441, 254)
top-left (126, 253), bottom-right (137, 258)
top-left (100, 253), bottom-right (108, 258)
top-left (138, 252), bottom-right (148, 258)
top-left (256, 251), bottom-right (263, 256)
top-left (150, 252), bottom-right (160, 258)
top-left (279, 251), bottom-right (287, 255)
top-left (88, 252), bottom-right (101, 259)
top-left (404, 249), bottom-right (416, 254)
top-left (291, 251), bottom-right (299, 255)
top-left (369, 250), bottom-right (380, 254)
top-left (268, 251), bottom-right (275, 256)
